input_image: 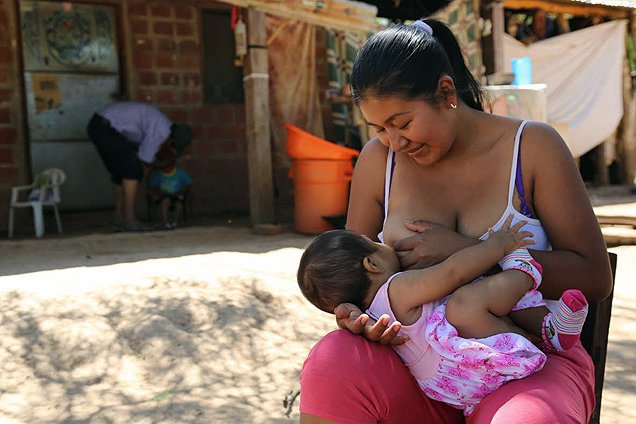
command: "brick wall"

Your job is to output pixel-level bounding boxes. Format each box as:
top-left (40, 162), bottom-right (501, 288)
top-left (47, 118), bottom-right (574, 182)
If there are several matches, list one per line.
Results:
top-left (1, 0), bottom-right (333, 232)
top-left (127, 1), bottom-right (249, 215)
top-left (0, 0), bottom-right (24, 223)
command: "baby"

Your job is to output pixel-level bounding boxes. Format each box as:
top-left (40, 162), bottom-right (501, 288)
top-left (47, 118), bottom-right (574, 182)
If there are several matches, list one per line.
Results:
top-left (297, 217), bottom-right (588, 415)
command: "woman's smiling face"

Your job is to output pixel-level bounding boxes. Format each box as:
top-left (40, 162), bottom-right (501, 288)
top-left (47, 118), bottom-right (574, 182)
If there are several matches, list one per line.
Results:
top-left (360, 95), bottom-right (455, 166)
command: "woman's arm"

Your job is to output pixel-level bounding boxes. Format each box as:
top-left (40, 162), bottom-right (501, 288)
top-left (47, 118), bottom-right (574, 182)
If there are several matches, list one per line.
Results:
top-left (523, 123), bottom-right (612, 300)
top-left (345, 138), bottom-right (386, 238)
top-left (338, 139), bottom-right (408, 344)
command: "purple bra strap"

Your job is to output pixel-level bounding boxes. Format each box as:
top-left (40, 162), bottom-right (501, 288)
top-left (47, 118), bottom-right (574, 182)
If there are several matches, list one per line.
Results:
top-left (514, 138), bottom-right (536, 219)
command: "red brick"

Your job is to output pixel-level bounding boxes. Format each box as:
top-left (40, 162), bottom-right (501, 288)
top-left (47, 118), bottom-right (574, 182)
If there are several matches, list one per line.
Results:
top-left (196, 141), bottom-right (217, 157)
top-left (183, 73), bottom-right (200, 86)
top-left (0, 166), bottom-right (17, 180)
top-left (133, 37), bottom-right (154, 51)
top-left (138, 71), bottom-right (157, 86)
top-left (230, 123), bottom-right (246, 140)
top-left (206, 124), bottom-right (230, 141)
top-left (0, 10), bottom-right (8, 27)
top-left (0, 29), bottom-right (8, 46)
top-left (150, 4), bottom-right (172, 18)
top-left (157, 90), bottom-right (178, 104)
top-left (218, 140), bottom-right (239, 155)
top-left (128, 4), bottom-right (148, 16)
top-left (153, 21), bottom-right (173, 36)
top-left (0, 145), bottom-right (13, 164)
top-left (133, 52), bottom-right (153, 69)
top-left (164, 108), bottom-right (189, 123)
top-left (179, 54), bottom-right (199, 69)
top-left (0, 126), bottom-right (16, 142)
top-left (192, 107), bottom-right (214, 123)
top-left (157, 38), bottom-right (177, 53)
top-left (0, 68), bottom-right (8, 84)
top-left (174, 6), bottom-right (194, 20)
top-left (0, 107), bottom-right (9, 123)
top-left (136, 88), bottom-right (156, 102)
top-left (217, 106), bottom-right (235, 123)
top-left (160, 72), bottom-right (179, 85)
top-left (179, 40), bottom-right (199, 54)
top-left (156, 54), bottom-right (176, 68)
top-left (0, 46), bottom-right (10, 64)
top-left (190, 123), bottom-right (204, 139)
top-left (180, 90), bottom-right (201, 104)
top-left (130, 19), bottom-right (148, 35)
top-left (235, 107), bottom-right (245, 124)
top-left (176, 23), bottom-right (194, 37)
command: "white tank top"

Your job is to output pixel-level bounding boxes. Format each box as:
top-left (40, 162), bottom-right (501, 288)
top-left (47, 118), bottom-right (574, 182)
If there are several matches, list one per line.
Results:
top-left (378, 120), bottom-right (551, 251)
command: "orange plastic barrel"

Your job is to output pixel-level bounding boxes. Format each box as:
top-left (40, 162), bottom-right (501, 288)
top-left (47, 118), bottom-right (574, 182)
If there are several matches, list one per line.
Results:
top-left (285, 124), bottom-right (360, 234)
top-left (286, 124), bottom-right (360, 160)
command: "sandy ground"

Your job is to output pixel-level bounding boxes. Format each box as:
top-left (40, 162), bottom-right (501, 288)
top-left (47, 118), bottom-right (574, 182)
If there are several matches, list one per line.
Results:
top-left (1, 216), bottom-right (635, 422)
top-left (1, 227), bottom-right (335, 423)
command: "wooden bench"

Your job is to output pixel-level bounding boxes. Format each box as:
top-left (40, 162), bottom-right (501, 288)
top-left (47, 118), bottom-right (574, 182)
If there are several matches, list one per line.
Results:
top-left (581, 252), bottom-right (617, 424)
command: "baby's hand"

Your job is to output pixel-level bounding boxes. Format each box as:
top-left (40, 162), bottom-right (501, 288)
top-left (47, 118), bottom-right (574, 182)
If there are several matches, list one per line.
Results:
top-left (487, 215), bottom-right (534, 255)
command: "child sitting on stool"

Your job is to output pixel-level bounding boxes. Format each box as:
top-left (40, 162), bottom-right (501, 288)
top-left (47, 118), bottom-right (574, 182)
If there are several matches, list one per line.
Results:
top-left (147, 146), bottom-right (193, 229)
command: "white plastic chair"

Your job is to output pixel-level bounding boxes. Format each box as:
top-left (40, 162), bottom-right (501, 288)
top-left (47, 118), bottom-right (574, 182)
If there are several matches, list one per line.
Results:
top-left (8, 168), bottom-right (66, 238)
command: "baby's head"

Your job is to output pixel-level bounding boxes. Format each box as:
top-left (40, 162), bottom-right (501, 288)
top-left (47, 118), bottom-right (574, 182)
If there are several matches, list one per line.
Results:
top-left (155, 145), bottom-right (177, 172)
top-left (297, 230), bottom-right (399, 314)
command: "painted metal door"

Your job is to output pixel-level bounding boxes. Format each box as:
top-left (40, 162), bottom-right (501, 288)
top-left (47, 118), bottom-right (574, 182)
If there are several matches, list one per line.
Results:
top-left (19, 1), bottom-right (120, 209)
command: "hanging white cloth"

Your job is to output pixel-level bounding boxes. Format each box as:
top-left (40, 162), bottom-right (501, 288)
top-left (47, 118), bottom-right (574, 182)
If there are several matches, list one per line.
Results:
top-left (503, 20), bottom-right (626, 158)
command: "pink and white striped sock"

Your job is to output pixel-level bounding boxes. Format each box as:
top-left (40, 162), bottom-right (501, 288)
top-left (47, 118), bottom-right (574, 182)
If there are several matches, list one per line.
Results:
top-left (499, 248), bottom-right (543, 289)
top-left (542, 289), bottom-right (589, 351)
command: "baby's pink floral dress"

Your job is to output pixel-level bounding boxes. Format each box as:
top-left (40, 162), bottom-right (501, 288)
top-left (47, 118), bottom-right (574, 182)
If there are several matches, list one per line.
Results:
top-left (366, 274), bottom-right (547, 416)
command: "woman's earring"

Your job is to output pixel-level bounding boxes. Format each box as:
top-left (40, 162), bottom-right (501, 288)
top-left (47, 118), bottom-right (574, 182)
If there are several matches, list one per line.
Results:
top-left (450, 103), bottom-right (457, 109)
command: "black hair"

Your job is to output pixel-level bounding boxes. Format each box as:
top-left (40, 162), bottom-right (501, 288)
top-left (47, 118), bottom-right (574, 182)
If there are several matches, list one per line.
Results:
top-left (350, 19), bottom-right (483, 111)
top-left (297, 230), bottom-right (378, 314)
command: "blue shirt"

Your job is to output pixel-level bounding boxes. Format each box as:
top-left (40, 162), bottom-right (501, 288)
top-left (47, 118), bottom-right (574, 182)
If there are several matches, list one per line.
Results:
top-left (97, 101), bottom-right (172, 163)
top-left (148, 168), bottom-right (193, 195)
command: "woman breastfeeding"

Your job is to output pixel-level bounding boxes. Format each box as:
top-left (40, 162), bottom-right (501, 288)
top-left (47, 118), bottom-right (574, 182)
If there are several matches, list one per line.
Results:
top-left (299, 19), bottom-right (612, 424)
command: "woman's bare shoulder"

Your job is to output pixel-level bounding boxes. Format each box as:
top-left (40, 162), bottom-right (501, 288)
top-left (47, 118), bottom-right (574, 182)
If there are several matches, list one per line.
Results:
top-left (354, 138), bottom-right (390, 176)
top-left (521, 121), bottom-right (569, 150)
top-left (359, 137), bottom-right (389, 159)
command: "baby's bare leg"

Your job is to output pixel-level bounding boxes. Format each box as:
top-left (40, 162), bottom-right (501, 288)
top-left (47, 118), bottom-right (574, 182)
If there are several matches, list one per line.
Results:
top-left (445, 270), bottom-right (533, 339)
top-left (174, 202), bottom-right (183, 225)
top-left (508, 307), bottom-right (550, 336)
top-left (160, 198), bottom-right (170, 225)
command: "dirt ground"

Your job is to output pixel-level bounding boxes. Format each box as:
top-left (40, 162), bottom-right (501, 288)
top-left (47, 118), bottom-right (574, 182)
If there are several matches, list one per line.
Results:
top-left (1, 191), bottom-right (635, 423)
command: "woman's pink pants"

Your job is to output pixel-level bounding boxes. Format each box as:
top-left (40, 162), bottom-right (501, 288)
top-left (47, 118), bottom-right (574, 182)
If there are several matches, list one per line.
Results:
top-left (300, 330), bottom-right (595, 423)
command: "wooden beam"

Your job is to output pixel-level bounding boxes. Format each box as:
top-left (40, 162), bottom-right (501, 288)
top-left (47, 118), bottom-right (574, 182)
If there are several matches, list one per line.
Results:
top-left (482, 0), bottom-right (506, 75)
top-left (244, 8), bottom-right (274, 225)
top-left (504, 0), bottom-right (630, 18)
top-left (215, 0), bottom-right (378, 33)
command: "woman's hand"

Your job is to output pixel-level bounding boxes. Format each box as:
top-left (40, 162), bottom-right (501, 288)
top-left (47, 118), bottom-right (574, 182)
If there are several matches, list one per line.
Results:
top-left (334, 303), bottom-right (409, 345)
top-left (394, 220), bottom-right (479, 270)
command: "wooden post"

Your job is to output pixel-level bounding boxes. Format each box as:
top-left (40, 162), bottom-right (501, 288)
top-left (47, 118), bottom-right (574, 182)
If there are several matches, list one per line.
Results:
top-left (621, 12), bottom-right (636, 184)
top-left (243, 8), bottom-right (274, 225)
top-left (481, 0), bottom-right (505, 76)
top-left (593, 143), bottom-right (609, 185)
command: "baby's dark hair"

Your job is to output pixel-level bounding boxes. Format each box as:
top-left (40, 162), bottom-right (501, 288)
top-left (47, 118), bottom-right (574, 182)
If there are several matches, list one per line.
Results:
top-left (154, 144), bottom-right (177, 169)
top-left (297, 230), bottom-right (379, 314)
top-left (350, 19), bottom-right (483, 111)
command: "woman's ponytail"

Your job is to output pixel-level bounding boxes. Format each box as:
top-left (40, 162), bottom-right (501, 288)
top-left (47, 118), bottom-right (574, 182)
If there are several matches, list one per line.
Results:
top-left (424, 19), bottom-right (483, 111)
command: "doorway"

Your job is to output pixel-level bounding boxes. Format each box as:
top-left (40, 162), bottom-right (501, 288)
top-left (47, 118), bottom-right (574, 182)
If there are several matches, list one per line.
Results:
top-left (19, 1), bottom-right (121, 209)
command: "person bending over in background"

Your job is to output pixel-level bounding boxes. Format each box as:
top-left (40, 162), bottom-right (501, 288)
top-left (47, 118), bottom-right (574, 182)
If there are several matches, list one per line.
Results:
top-left (87, 101), bottom-right (191, 231)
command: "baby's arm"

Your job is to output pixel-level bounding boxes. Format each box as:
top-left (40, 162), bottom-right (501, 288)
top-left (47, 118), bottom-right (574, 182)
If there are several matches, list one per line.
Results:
top-left (390, 216), bottom-right (533, 320)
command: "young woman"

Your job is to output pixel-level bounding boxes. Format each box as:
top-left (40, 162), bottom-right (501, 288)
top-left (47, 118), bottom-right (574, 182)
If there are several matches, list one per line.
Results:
top-left (299, 19), bottom-right (612, 423)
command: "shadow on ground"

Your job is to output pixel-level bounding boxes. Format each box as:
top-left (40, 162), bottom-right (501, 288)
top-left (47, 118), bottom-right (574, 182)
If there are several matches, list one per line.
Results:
top-left (0, 275), bottom-right (324, 423)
